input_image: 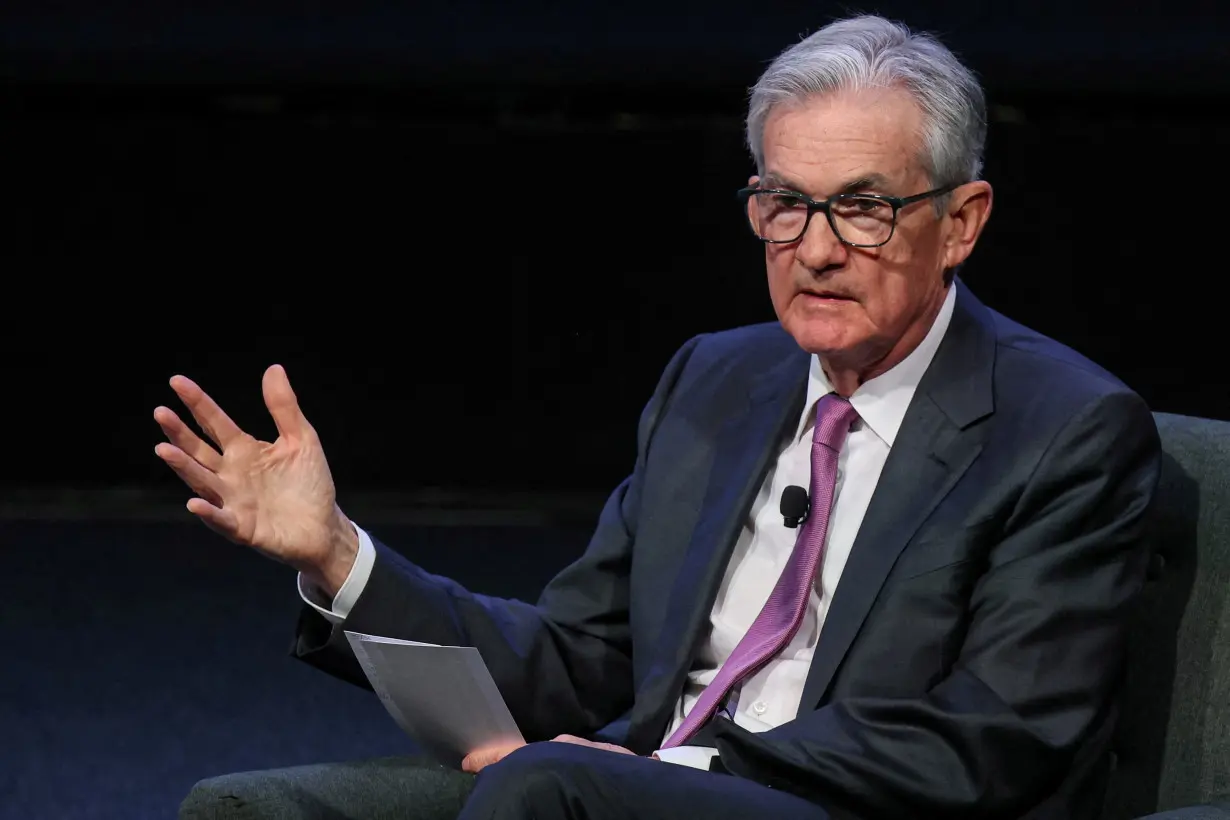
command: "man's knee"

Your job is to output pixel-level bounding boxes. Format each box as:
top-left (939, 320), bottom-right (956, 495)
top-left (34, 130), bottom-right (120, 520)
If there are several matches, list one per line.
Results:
top-left (473, 742), bottom-right (601, 810)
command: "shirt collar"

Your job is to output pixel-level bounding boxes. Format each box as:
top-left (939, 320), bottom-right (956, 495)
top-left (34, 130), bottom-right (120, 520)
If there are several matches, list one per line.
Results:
top-left (793, 284), bottom-right (957, 447)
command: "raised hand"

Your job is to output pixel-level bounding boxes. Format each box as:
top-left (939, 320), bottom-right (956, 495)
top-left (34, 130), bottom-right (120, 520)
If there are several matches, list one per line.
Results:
top-left (153, 364), bottom-right (358, 596)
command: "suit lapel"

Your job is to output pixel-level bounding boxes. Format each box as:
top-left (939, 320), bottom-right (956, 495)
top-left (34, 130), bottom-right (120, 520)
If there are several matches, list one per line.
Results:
top-left (799, 281), bottom-right (998, 709)
top-left (798, 393), bottom-right (983, 707)
top-left (626, 346), bottom-right (808, 753)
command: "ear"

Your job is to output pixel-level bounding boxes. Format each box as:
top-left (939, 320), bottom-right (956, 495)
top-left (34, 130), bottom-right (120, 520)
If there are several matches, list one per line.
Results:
top-left (748, 174), bottom-right (760, 187)
top-left (941, 181), bottom-right (993, 270)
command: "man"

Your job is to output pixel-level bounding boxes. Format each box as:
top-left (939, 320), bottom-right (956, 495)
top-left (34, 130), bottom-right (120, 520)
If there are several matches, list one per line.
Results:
top-left (164, 15), bottom-right (1161, 820)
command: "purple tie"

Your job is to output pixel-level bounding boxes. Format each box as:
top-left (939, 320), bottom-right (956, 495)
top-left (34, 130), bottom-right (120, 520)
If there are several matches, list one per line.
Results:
top-left (661, 393), bottom-right (859, 748)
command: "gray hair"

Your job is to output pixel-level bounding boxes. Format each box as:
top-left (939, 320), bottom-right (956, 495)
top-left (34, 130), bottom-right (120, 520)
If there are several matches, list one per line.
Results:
top-left (746, 15), bottom-right (987, 191)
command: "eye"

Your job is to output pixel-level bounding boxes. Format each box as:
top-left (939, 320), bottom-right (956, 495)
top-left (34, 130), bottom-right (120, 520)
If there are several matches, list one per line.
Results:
top-left (832, 196), bottom-right (891, 218)
top-left (768, 192), bottom-right (807, 209)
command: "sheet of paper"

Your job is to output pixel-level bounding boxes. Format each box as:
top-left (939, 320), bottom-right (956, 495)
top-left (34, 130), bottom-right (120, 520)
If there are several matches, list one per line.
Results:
top-left (344, 631), bottom-right (524, 768)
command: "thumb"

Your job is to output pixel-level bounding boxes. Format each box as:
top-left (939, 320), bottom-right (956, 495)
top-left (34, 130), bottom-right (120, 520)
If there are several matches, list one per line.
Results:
top-left (461, 742), bottom-right (521, 773)
top-left (262, 364), bottom-right (310, 440)
top-left (460, 748), bottom-right (497, 773)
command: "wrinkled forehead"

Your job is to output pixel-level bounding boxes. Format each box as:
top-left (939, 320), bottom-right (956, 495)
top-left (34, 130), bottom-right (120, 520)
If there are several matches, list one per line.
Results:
top-left (759, 88), bottom-right (929, 195)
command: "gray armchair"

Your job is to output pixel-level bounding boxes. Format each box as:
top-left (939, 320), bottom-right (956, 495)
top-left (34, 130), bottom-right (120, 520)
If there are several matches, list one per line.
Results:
top-left (1102, 413), bottom-right (1230, 820)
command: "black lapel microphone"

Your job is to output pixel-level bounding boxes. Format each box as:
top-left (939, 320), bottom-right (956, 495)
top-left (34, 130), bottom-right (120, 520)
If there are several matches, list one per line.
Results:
top-left (780, 485), bottom-right (810, 528)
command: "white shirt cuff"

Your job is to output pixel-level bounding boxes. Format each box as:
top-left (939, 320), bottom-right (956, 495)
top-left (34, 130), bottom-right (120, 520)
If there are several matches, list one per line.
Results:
top-left (652, 746), bottom-right (720, 770)
top-left (296, 523), bottom-right (377, 623)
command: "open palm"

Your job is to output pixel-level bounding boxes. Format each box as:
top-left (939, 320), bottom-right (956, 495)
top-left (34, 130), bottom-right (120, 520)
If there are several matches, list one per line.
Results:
top-left (154, 365), bottom-right (356, 589)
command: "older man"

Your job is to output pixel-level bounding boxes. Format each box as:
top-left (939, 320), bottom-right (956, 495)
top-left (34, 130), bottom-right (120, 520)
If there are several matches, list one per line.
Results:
top-left (166, 15), bottom-right (1160, 820)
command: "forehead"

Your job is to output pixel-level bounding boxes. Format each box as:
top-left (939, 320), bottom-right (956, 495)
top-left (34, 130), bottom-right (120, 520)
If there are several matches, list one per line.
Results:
top-left (761, 87), bottom-right (925, 192)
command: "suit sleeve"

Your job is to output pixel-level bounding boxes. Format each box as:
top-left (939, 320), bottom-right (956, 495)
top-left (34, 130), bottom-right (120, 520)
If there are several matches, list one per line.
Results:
top-left (710, 391), bottom-right (1162, 818)
top-left (291, 334), bottom-right (705, 742)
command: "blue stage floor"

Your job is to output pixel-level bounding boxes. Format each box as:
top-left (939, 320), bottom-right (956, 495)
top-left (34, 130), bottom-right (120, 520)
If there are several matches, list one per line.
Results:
top-left (3, 517), bottom-right (588, 820)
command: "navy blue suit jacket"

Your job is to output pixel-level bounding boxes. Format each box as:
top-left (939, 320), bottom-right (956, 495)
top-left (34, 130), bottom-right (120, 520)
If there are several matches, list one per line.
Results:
top-left (295, 282), bottom-right (1161, 819)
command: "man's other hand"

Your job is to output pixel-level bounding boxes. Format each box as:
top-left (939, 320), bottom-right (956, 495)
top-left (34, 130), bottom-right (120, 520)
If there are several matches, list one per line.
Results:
top-left (153, 364), bottom-right (358, 596)
top-left (461, 735), bottom-right (639, 773)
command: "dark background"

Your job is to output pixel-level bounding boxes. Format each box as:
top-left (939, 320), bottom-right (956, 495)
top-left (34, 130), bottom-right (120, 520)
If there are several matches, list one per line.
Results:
top-left (3, 2), bottom-right (1229, 500)
top-left (3, 4), bottom-right (1229, 819)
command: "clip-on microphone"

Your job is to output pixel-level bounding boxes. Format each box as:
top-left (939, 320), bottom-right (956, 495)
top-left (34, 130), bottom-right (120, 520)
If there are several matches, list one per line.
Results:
top-left (780, 485), bottom-right (810, 529)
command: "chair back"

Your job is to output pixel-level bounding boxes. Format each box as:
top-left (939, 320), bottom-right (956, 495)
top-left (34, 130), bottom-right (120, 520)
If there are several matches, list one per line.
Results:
top-left (1103, 413), bottom-right (1230, 818)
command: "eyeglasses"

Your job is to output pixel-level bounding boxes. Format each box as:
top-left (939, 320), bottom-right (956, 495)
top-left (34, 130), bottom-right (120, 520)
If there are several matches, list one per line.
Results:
top-left (737, 184), bottom-right (957, 248)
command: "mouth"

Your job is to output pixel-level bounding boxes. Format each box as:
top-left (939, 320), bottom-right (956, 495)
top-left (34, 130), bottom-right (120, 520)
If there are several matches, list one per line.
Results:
top-left (799, 288), bottom-right (856, 302)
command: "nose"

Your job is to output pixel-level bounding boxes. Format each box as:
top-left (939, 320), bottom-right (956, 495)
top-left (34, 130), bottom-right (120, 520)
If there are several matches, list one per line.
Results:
top-left (795, 210), bottom-right (849, 271)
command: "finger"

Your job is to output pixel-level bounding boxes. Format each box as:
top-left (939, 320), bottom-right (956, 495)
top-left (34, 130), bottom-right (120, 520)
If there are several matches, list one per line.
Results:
top-left (461, 742), bottom-right (523, 773)
top-left (169, 375), bottom-right (245, 449)
top-left (460, 748), bottom-right (500, 774)
top-left (185, 497), bottom-right (241, 540)
top-left (550, 735), bottom-right (633, 755)
top-left (155, 442), bottom-right (224, 507)
top-left (154, 406), bottom-right (223, 471)
top-left (262, 365), bottom-right (311, 441)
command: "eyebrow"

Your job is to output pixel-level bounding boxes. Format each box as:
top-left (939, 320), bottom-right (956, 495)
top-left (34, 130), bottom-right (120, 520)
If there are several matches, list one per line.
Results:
top-left (761, 171), bottom-right (896, 197)
top-left (836, 173), bottom-right (894, 195)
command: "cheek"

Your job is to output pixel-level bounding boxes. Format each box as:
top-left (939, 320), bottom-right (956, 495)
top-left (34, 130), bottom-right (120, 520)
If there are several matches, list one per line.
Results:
top-left (861, 249), bottom-right (926, 315)
top-left (861, 280), bottom-right (912, 330)
top-left (764, 250), bottom-right (795, 309)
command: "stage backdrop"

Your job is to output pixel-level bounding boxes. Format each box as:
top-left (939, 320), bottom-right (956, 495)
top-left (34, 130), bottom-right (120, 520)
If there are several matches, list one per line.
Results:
top-left (2, 3), bottom-right (1226, 498)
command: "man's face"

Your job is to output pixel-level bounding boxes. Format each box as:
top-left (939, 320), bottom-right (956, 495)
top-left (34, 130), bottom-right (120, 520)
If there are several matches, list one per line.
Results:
top-left (758, 88), bottom-right (958, 371)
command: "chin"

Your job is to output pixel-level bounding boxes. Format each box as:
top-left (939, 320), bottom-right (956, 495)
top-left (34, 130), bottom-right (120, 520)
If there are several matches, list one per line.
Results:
top-left (777, 295), bottom-right (872, 355)
top-left (782, 319), bottom-right (853, 357)
top-left (777, 304), bottom-right (846, 349)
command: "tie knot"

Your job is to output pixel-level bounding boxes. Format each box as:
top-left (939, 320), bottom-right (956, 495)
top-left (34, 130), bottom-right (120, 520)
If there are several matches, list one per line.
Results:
top-left (812, 394), bottom-right (859, 450)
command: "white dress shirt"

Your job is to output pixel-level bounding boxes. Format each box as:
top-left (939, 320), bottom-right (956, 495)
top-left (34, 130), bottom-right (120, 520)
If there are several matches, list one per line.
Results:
top-left (300, 286), bottom-right (956, 771)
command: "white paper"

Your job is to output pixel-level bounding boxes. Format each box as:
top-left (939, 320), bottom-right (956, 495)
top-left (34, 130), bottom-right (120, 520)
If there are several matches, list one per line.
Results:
top-left (344, 631), bottom-right (524, 768)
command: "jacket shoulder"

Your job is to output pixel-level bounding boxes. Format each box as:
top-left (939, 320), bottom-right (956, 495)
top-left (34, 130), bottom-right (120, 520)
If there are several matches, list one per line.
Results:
top-left (988, 308), bottom-right (1138, 404)
top-left (649, 322), bottom-right (802, 420)
top-left (687, 322), bottom-right (800, 372)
